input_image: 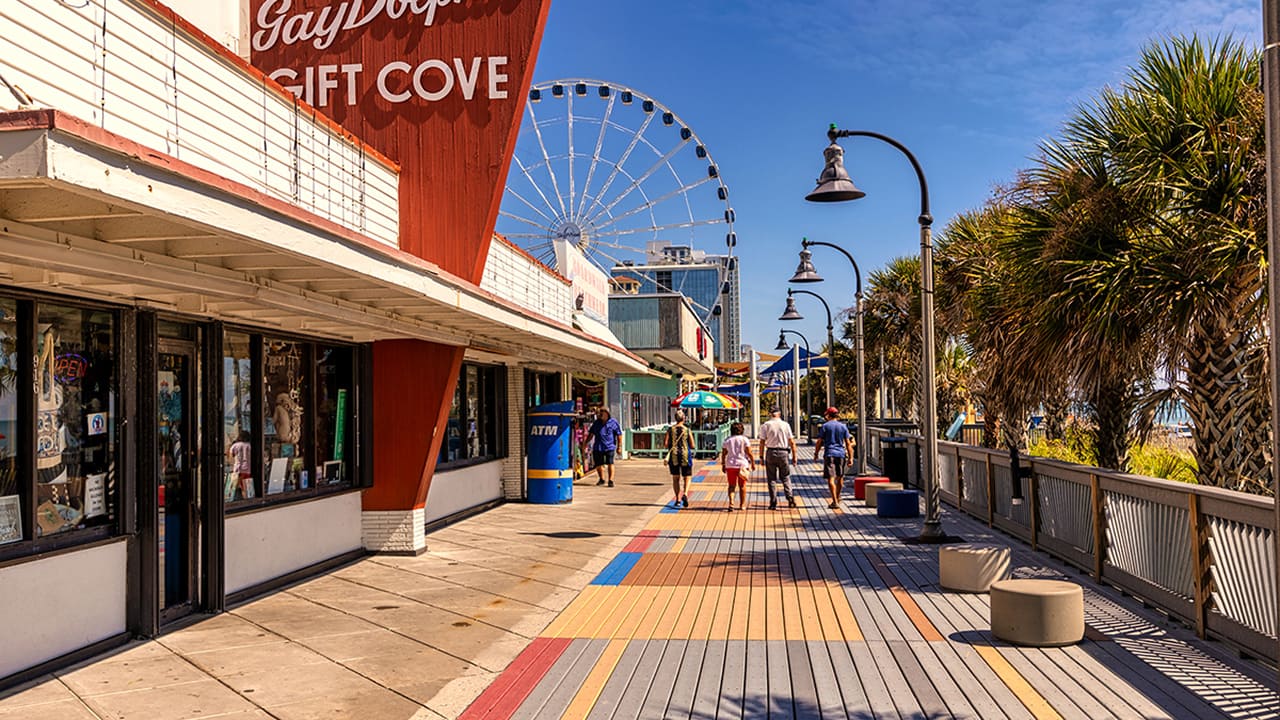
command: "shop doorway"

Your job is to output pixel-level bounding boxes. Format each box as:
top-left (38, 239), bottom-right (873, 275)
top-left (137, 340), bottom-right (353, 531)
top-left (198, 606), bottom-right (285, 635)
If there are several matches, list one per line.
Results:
top-left (156, 333), bottom-right (201, 624)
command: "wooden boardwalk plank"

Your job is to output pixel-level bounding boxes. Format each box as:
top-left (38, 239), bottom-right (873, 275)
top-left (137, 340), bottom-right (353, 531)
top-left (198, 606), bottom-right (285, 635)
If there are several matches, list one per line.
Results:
top-left (634, 638), bottom-right (685, 720)
top-left (765, 639), bottom-right (795, 720)
top-left (824, 639), bottom-right (872, 719)
top-left (584, 640), bottom-right (649, 720)
top-left (664, 638), bottom-right (708, 719)
top-left (562, 638), bottom-right (629, 719)
top-left (741, 636), bottom-right (769, 719)
top-left (784, 639), bottom-right (820, 718)
top-left (512, 638), bottom-right (608, 720)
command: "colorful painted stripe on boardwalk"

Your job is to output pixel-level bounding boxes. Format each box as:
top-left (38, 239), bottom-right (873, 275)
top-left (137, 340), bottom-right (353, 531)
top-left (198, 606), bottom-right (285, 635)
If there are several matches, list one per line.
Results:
top-left (465, 460), bottom-right (1075, 719)
top-left (458, 637), bottom-right (573, 719)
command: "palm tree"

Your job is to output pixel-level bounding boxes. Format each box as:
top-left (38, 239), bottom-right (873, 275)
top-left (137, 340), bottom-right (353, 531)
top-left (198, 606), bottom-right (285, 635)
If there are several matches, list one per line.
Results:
top-left (936, 204), bottom-right (1049, 448)
top-left (861, 256), bottom-right (923, 422)
top-left (1065, 36), bottom-right (1269, 491)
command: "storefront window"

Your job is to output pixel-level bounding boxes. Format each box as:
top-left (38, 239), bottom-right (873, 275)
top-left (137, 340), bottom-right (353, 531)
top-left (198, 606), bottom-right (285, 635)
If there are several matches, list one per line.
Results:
top-left (263, 338), bottom-right (307, 494)
top-left (438, 363), bottom-right (505, 467)
top-left (466, 365), bottom-right (482, 458)
top-left (314, 345), bottom-right (353, 486)
top-left (226, 331), bottom-right (356, 509)
top-left (0, 300), bottom-right (21, 546)
top-left (223, 332), bottom-right (255, 502)
top-left (441, 378), bottom-right (462, 464)
top-left (34, 304), bottom-right (116, 537)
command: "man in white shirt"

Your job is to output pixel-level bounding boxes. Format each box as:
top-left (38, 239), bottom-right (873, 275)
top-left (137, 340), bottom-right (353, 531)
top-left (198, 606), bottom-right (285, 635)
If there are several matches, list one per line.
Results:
top-left (757, 408), bottom-right (797, 509)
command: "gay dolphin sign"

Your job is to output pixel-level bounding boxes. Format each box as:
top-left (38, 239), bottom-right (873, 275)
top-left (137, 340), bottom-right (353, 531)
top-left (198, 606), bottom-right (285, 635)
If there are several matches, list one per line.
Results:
top-left (251, 0), bottom-right (552, 283)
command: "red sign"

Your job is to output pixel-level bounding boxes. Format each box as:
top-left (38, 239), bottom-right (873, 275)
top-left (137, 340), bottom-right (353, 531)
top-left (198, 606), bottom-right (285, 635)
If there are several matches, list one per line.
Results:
top-left (251, 0), bottom-right (552, 283)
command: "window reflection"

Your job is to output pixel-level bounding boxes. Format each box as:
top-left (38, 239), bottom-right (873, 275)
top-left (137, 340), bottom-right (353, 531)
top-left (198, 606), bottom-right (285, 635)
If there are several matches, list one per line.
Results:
top-left (34, 304), bottom-right (115, 537)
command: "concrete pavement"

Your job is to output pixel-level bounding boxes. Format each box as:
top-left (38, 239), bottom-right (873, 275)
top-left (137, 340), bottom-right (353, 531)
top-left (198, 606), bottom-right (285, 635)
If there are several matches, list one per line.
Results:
top-left (0, 459), bottom-right (675, 720)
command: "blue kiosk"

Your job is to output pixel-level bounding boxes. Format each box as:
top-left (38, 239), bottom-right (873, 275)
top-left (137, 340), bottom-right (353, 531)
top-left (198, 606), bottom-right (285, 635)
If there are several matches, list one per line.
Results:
top-left (527, 401), bottom-right (576, 504)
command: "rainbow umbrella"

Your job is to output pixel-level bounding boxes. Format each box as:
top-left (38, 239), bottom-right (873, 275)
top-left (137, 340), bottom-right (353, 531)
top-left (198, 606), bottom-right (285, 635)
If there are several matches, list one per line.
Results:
top-left (670, 390), bottom-right (743, 410)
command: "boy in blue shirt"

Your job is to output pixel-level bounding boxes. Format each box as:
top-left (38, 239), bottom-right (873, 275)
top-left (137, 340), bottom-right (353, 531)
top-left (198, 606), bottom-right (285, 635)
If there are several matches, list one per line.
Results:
top-left (586, 408), bottom-right (623, 487)
top-left (814, 406), bottom-right (852, 508)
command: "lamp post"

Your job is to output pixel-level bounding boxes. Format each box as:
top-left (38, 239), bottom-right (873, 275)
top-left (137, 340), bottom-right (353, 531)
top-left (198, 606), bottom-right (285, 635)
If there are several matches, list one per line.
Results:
top-left (779, 288), bottom-right (836, 412)
top-left (776, 329), bottom-right (813, 441)
top-left (791, 240), bottom-right (869, 475)
top-left (804, 123), bottom-right (947, 542)
top-left (1260, 0), bottom-right (1280, 676)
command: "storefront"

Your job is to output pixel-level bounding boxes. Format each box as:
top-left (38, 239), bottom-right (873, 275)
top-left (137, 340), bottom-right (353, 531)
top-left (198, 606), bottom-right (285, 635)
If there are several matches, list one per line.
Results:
top-left (0, 0), bottom-right (648, 687)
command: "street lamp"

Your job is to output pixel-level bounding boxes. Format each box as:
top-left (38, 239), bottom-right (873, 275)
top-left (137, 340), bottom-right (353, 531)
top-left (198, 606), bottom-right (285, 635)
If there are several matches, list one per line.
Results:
top-left (1260, 0), bottom-right (1280, 675)
top-left (791, 240), bottom-right (870, 475)
top-left (776, 328), bottom-right (813, 441)
top-left (805, 123), bottom-right (948, 543)
top-left (779, 288), bottom-right (836, 412)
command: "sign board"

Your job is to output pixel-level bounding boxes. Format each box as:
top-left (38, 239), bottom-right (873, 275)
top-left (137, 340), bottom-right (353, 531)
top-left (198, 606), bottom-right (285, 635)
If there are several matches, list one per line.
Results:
top-left (554, 239), bottom-right (610, 323)
top-left (0, 495), bottom-right (21, 545)
top-left (84, 473), bottom-right (107, 518)
top-left (251, 0), bottom-right (553, 283)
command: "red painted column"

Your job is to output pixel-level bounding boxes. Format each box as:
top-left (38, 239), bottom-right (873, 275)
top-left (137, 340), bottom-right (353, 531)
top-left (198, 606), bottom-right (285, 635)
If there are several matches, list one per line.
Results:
top-left (362, 340), bottom-right (463, 552)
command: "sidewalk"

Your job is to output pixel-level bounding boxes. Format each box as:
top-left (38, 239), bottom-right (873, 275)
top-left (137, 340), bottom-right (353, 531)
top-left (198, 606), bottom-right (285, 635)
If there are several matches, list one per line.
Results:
top-left (0, 460), bottom-right (675, 720)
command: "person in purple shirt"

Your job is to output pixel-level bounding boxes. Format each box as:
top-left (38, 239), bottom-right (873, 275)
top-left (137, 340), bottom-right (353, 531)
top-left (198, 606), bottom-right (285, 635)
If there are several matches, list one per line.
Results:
top-left (586, 408), bottom-right (623, 487)
top-left (814, 406), bottom-right (852, 509)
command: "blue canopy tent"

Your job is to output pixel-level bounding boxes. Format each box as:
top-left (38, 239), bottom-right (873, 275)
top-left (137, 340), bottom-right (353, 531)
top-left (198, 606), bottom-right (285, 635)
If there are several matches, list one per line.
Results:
top-left (759, 345), bottom-right (827, 376)
top-left (718, 382), bottom-right (779, 397)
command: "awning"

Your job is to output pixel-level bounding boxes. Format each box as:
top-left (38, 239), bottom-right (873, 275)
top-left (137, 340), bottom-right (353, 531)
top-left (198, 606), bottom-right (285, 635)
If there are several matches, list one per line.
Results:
top-left (572, 311), bottom-right (626, 350)
top-left (760, 346), bottom-right (828, 375)
top-left (0, 110), bottom-right (648, 377)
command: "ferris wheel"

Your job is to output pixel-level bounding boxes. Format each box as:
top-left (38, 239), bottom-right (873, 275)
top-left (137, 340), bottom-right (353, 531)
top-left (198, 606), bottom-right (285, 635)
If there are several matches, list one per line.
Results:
top-left (496, 78), bottom-right (737, 325)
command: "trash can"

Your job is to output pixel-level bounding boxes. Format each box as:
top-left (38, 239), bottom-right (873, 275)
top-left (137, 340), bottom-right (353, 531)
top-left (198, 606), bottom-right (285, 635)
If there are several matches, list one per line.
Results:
top-left (882, 436), bottom-right (910, 488)
top-left (527, 401), bottom-right (575, 504)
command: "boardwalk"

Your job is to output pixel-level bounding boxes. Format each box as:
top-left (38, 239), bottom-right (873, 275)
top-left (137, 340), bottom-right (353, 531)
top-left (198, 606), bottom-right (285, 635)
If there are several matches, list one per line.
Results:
top-left (2, 453), bottom-right (1275, 719)
top-left (462, 452), bottom-right (1280, 720)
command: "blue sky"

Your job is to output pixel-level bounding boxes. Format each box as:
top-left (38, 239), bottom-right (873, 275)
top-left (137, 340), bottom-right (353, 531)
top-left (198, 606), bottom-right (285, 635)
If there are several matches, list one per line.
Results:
top-left (527, 0), bottom-right (1260, 360)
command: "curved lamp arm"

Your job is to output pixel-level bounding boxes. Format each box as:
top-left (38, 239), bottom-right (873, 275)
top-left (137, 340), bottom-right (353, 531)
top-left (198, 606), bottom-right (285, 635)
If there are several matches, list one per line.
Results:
top-left (787, 288), bottom-right (833, 331)
top-left (827, 126), bottom-right (932, 227)
top-left (779, 328), bottom-right (810, 354)
top-left (801, 238), bottom-right (863, 298)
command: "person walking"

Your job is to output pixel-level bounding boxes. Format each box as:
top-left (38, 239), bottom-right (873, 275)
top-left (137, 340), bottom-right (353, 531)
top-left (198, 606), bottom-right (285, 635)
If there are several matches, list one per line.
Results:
top-left (758, 408), bottom-right (797, 510)
top-left (814, 407), bottom-right (852, 508)
top-left (720, 421), bottom-right (755, 511)
top-left (586, 408), bottom-right (623, 487)
top-left (665, 410), bottom-right (695, 508)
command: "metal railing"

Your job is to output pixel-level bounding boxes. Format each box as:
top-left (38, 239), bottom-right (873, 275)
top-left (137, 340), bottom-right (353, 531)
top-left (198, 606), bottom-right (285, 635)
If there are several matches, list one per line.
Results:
top-left (866, 425), bottom-right (1278, 664)
top-left (626, 423), bottom-right (731, 460)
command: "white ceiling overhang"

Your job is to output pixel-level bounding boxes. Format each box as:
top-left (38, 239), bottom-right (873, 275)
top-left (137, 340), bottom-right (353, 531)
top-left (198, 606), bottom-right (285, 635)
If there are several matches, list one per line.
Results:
top-left (0, 113), bottom-right (648, 377)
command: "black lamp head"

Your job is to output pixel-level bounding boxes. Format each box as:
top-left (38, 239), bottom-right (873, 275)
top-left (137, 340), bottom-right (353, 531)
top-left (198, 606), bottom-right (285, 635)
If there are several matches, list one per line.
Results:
top-left (805, 141), bottom-right (866, 203)
top-left (789, 247), bottom-right (823, 283)
top-left (779, 295), bottom-right (804, 321)
top-left (774, 331), bottom-right (790, 351)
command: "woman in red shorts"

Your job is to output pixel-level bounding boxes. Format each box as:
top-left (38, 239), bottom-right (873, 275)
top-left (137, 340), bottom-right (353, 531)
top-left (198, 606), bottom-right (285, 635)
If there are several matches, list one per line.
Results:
top-left (719, 422), bottom-right (755, 511)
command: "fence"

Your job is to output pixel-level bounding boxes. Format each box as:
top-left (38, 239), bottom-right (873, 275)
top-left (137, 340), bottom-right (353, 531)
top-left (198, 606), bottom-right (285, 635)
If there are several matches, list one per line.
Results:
top-left (866, 425), bottom-right (1278, 664)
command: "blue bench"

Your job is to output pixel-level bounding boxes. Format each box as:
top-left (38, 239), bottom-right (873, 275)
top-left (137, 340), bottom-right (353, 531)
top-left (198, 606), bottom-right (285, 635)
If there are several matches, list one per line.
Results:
top-left (876, 489), bottom-right (920, 518)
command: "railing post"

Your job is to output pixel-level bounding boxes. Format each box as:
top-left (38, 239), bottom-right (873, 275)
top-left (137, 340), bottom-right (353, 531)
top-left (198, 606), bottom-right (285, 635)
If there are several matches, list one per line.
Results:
top-left (1029, 463), bottom-right (1040, 552)
top-left (1090, 472), bottom-right (1106, 582)
top-left (1187, 493), bottom-right (1211, 639)
top-left (955, 448), bottom-right (964, 506)
top-left (986, 451), bottom-right (995, 527)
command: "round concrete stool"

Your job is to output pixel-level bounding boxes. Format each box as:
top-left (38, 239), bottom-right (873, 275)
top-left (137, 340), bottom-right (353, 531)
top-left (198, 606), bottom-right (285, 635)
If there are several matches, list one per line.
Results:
top-left (876, 489), bottom-right (919, 518)
top-left (989, 579), bottom-right (1084, 647)
top-left (939, 544), bottom-right (1011, 592)
top-left (853, 475), bottom-right (891, 500)
top-left (864, 482), bottom-right (903, 508)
